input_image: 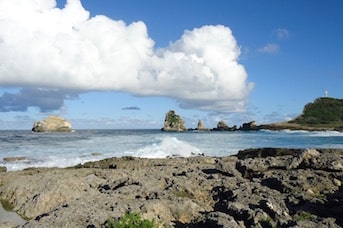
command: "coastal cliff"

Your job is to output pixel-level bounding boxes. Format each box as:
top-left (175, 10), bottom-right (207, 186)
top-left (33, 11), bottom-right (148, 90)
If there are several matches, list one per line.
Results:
top-left (0, 148), bottom-right (342, 227)
top-left (259, 97), bottom-right (343, 131)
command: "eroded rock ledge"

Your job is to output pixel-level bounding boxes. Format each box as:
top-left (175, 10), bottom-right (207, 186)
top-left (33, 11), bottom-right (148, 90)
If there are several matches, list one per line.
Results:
top-left (0, 148), bottom-right (342, 227)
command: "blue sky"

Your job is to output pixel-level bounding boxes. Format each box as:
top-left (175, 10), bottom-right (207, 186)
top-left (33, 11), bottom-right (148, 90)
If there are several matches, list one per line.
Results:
top-left (0, 0), bottom-right (342, 129)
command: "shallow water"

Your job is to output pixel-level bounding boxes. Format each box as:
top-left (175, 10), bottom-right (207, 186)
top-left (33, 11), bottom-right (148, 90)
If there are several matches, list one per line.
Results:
top-left (0, 129), bottom-right (342, 171)
top-left (0, 201), bottom-right (26, 226)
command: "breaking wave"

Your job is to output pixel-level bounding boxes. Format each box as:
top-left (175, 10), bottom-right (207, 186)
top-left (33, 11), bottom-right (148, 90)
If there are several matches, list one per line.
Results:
top-left (136, 136), bottom-right (203, 158)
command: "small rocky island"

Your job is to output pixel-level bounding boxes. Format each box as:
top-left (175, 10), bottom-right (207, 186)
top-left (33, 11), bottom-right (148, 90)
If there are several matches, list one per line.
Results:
top-left (32, 115), bottom-right (72, 132)
top-left (161, 110), bottom-right (187, 132)
top-left (0, 148), bottom-right (342, 227)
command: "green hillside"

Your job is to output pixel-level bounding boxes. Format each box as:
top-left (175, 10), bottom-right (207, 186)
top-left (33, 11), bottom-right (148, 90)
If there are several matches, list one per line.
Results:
top-left (290, 97), bottom-right (343, 128)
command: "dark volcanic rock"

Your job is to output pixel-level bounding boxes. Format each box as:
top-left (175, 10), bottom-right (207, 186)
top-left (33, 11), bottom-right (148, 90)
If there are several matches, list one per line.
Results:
top-left (213, 121), bottom-right (237, 131)
top-left (240, 121), bottom-right (258, 131)
top-left (0, 148), bottom-right (342, 227)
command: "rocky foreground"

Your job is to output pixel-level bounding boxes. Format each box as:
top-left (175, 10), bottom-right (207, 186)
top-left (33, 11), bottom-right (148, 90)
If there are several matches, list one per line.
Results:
top-left (0, 148), bottom-right (343, 227)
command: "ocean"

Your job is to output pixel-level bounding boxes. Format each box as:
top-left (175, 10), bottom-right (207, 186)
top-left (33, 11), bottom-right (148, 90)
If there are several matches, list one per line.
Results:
top-left (1, 129), bottom-right (343, 171)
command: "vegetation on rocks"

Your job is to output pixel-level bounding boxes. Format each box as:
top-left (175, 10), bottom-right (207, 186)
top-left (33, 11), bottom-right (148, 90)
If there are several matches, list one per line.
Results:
top-left (161, 110), bottom-right (186, 131)
top-left (258, 97), bottom-right (343, 131)
top-left (290, 97), bottom-right (343, 128)
top-left (105, 212), bottom-right (155, 228)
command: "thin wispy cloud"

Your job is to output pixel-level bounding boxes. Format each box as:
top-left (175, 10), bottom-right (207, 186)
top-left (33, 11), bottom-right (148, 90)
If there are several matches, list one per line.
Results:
top-left (276, 28), bottom-right (290, 40)
top-left (258, 43), bottom-right (280, 55)
top-left (122, 107), bottom-right (141, 111)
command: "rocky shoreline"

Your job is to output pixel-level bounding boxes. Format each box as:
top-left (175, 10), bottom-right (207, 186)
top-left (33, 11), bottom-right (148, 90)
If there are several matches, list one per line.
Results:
top-left (0, 148), bottom-right (342, 227)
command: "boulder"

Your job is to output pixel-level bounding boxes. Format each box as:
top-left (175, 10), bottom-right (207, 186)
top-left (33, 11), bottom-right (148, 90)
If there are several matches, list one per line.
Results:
top-left (161, 110), bottom-right (186, 132)
top-left (32, 115), bottom-right (72, 132)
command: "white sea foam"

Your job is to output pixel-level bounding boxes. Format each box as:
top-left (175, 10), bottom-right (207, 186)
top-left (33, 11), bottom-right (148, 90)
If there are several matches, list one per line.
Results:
top-left (280, 129), bottom-right (309, 134)
top-left (1, 129), bottom-right (342, 171)
top-left (3, 155), bottom-right (98, 171)
top-left (308, 131), bottom-right (343, 137)
top-left (136, 136), bottom-right (202, 158)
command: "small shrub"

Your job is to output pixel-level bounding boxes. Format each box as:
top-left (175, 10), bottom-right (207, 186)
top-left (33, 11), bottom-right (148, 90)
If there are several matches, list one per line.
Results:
top-left (105, 212), bottom-right (155, 228)
top-left (294, 210), bottom-right (314, 221)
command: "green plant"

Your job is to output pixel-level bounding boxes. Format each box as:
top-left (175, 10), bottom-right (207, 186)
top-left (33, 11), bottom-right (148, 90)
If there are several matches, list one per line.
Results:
top-left (314, 193), bottom-right (326, 199)
top-left (105, 212), bottom-right (155, 228)
top-left (294, 210), bottom-right (314, 221)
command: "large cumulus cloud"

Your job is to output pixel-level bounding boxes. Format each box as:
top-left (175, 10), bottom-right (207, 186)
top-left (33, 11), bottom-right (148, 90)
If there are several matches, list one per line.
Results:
top-left (0, 0), bottom-right (253, 112)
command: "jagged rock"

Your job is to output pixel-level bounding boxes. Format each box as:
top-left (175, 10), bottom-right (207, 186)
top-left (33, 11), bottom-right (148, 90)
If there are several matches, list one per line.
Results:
top-left (0, 166), bottom-right (6, 172)
top-left (240, 121), bottom-right (258, 131)
top-left (32, 115), bottom-right (72, 132)
top-left (217, 121), bottom-right (228, 129)
top-left (0, 149), bottom-right (342, 227)
top-left (189, 211), bottom-right (241, 227)
top-left (213, 121), bottom-right (237, 131)
top-left (161, 110), bottom-right (186, 132)
top-left (287, 148), bottom-right (321, 169)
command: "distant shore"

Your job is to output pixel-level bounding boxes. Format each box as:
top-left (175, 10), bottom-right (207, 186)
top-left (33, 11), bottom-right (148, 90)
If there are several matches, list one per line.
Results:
top-left (1, 148), bottom-right (342, 227)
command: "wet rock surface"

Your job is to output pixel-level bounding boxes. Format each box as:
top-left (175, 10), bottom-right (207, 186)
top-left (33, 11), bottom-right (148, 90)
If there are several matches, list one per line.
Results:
top-left (0, 148), bottom-right (342, 227)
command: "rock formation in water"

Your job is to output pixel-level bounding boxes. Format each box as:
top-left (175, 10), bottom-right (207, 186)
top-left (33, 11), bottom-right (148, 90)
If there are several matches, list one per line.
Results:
top-left (1, 148), bottom-right (342, 227)
top-left (213, 120), bottom-right (237, 131)
top-left (196, 120), bottom-right (208, 131)
top-left (161, 110), bottom-right (186, 132)
top-left (32, 115), bottom-right (72, 132)
top-left (240, 121), bottom-right (258, 131)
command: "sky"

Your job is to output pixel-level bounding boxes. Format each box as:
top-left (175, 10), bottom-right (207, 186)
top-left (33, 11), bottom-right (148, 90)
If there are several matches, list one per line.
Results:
top-left (0, 0), bottom-right (342, 129)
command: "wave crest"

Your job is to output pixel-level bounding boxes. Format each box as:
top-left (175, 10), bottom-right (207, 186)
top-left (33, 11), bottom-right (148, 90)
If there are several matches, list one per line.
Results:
top-left (137, 136), bottom-right (202, 158)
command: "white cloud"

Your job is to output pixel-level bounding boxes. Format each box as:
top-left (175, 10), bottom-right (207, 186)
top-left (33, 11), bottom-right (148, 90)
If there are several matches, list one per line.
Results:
top-left (276, 28), bottom-right (290, 40)
top-left (258, 43), bottom-right (280, 55)
top-left (0, 0), bottom-right (253, 113)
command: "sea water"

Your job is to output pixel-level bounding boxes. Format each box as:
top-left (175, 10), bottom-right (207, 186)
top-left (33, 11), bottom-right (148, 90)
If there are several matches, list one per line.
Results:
top-left (0, 129), bottom-right (342, 171)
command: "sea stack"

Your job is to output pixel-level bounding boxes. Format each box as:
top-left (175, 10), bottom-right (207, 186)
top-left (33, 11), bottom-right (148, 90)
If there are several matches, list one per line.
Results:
top-left (161, 110), bottom-right (186, 132)
top-left (197, 120), bottom-right (208, 131)
top-left (32, 115), bottom-right (72, 132)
